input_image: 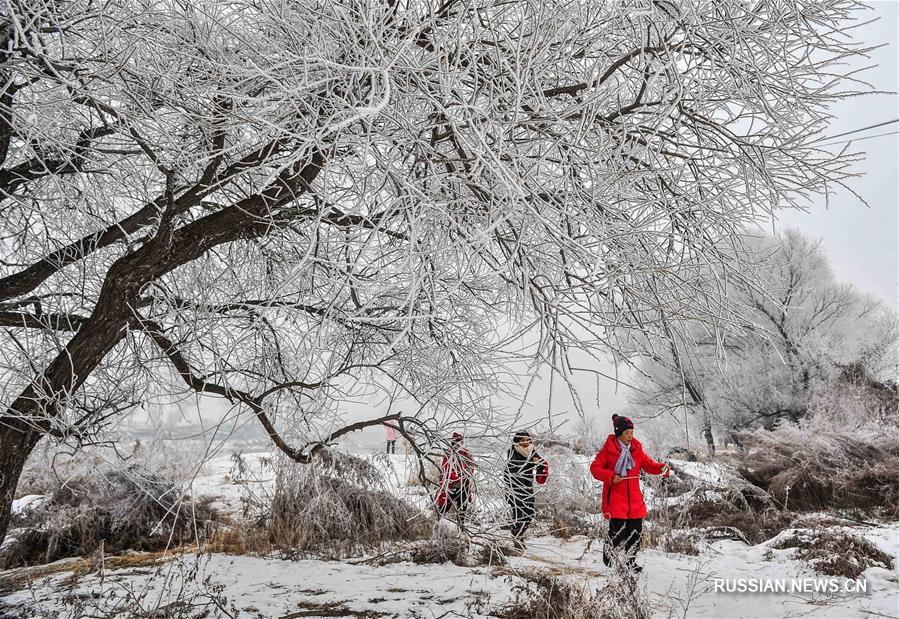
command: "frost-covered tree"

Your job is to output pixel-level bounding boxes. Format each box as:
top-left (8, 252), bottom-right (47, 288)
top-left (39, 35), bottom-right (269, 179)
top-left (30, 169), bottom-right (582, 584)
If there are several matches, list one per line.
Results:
top-left (626, 230), bottom-right (897, 449)
top-left (0, 0), bottom-right (874, 540)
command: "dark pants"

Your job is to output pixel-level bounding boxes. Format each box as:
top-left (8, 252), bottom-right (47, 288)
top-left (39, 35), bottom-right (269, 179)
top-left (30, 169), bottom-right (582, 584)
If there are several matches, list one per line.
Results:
top-left (507, 491), bottom-right (535, 538)
top-left (605, 518), bottom-right (643, 566)
top-left (437, 485), bottom-right (470, 524)
top-left (386, 440), bottom-right (396, 454)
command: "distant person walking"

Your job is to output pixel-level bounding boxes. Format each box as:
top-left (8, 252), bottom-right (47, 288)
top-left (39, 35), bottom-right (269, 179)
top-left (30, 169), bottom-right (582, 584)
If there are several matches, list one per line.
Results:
top-left (504, 431), bottom-right (548, 550)
top-left (434, 433), bottom-right (476, 527)
top-left (590, 414), bottom-right (670, 573)
top-left (384, 423), bottom-right (397, 454)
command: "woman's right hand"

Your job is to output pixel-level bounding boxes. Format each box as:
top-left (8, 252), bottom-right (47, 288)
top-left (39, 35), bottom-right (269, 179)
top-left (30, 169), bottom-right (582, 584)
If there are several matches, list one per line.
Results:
top-left (612, 474), bottom-right (621, 484)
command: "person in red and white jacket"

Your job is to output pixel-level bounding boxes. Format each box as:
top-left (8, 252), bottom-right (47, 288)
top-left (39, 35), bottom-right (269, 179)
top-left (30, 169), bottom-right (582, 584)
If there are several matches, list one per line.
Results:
top-left (504, 431), bottom-right (548, 550)
top-left (590, 414), bottom-right (670, 573)
top-left (434, 433), bottom-right (476, 527)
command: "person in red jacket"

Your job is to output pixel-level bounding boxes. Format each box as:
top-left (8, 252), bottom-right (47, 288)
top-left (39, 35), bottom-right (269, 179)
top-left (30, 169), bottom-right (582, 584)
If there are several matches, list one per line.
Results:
top-left (590, 414), bottom-right (670, 573)
top-left (434, 433), bottom-right (476, 527)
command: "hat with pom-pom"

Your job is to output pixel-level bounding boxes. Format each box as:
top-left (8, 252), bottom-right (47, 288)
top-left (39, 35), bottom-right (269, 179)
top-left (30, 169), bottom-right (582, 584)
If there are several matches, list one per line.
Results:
top-left (612, 414), bottom-right (634, 437)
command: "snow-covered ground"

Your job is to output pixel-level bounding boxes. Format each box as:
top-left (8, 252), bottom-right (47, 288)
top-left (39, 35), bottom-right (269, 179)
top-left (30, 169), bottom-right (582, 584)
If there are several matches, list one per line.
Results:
top-left (2, 448), bottom-right (897, 618)
top-left (3, 530), bottom-right (896, 618)
top-left (0, 552), bottom-right (520, 618)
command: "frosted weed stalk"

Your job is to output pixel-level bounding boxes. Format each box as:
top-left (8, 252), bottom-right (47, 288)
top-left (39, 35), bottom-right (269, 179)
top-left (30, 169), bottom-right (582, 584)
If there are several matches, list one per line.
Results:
top-left (58, 553), bottom-right (238, 619)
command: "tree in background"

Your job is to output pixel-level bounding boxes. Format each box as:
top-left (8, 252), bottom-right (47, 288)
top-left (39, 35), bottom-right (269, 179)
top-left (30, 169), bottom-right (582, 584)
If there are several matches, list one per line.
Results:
top-left (0, 0), bottom-right (873, 541)
top-left (626, 230), bottom-right (898, 451)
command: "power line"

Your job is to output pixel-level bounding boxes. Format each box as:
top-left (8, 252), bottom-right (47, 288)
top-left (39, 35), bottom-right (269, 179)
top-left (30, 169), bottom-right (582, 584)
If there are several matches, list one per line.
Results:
top-left (815, 128), bottom-right (899, 148)
top-left (808, 117), bottom-right (899, 145)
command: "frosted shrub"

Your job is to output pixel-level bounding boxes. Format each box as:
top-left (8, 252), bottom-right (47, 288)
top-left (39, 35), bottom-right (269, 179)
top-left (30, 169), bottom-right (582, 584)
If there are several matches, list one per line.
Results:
top-left (265, 450), bottom-right (431, 559)
top-left (736, 424), bottom-right (899, 516)
top-left (643, 461), bottom-right (790, 546)
top-left (411, 520), bottom-right (503, 567)
top-left (62, 555), bottom-right (236, 619)
top-left (773, 529), bottom-right (893, 578)
top-left (15, 440), bottom-right (199, 499)
top-left (1, 465), bottom-right (219, 568)
top-left (500, 567), bottom-right (650, 619)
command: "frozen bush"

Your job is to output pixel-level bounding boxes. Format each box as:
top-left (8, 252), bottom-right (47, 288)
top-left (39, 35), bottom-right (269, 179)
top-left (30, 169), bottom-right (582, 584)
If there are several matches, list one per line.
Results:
top-left (644, 528), bottom-right (703, 556)
top-left (735, 424), bottom-right (899, 516)
top-left (15, 439), bottom-right (202, 499)
top-left (55, 555), bottom-right (236, 619)
top-left (773, 529), bottom-right (893, 579)
top-left (263, 449), bottom-right (431, 559)
top-left (499, 570), bottom-right (603, 619)
top-left (807, 362), bottom-right (899, 428)
top-left (499, 567), bottom-right (650, 619)
top-left (646, 464), bottom-right (791, 546)
top-left (410, 520), bottom-right (502, 567)
top-left (1, 466), bottom-right (219, 568)
top-left (676, 492), bottom-right (791, 544)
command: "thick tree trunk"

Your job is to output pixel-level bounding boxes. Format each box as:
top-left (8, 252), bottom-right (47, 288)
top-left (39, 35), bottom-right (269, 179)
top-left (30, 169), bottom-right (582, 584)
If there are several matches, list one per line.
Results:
top-left (0, 151), bottom-right (325, 545)
top-left (0, 295), bottom-right (133, 545)
top-left (0, 423), bottom-right (41, 546)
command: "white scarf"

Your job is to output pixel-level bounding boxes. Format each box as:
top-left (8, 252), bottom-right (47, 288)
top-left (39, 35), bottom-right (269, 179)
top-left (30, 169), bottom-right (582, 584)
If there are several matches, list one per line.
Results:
top-left (513, 443), bottom-right (534, 460)
top-left (614, 438), bottom-right (635, 477)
